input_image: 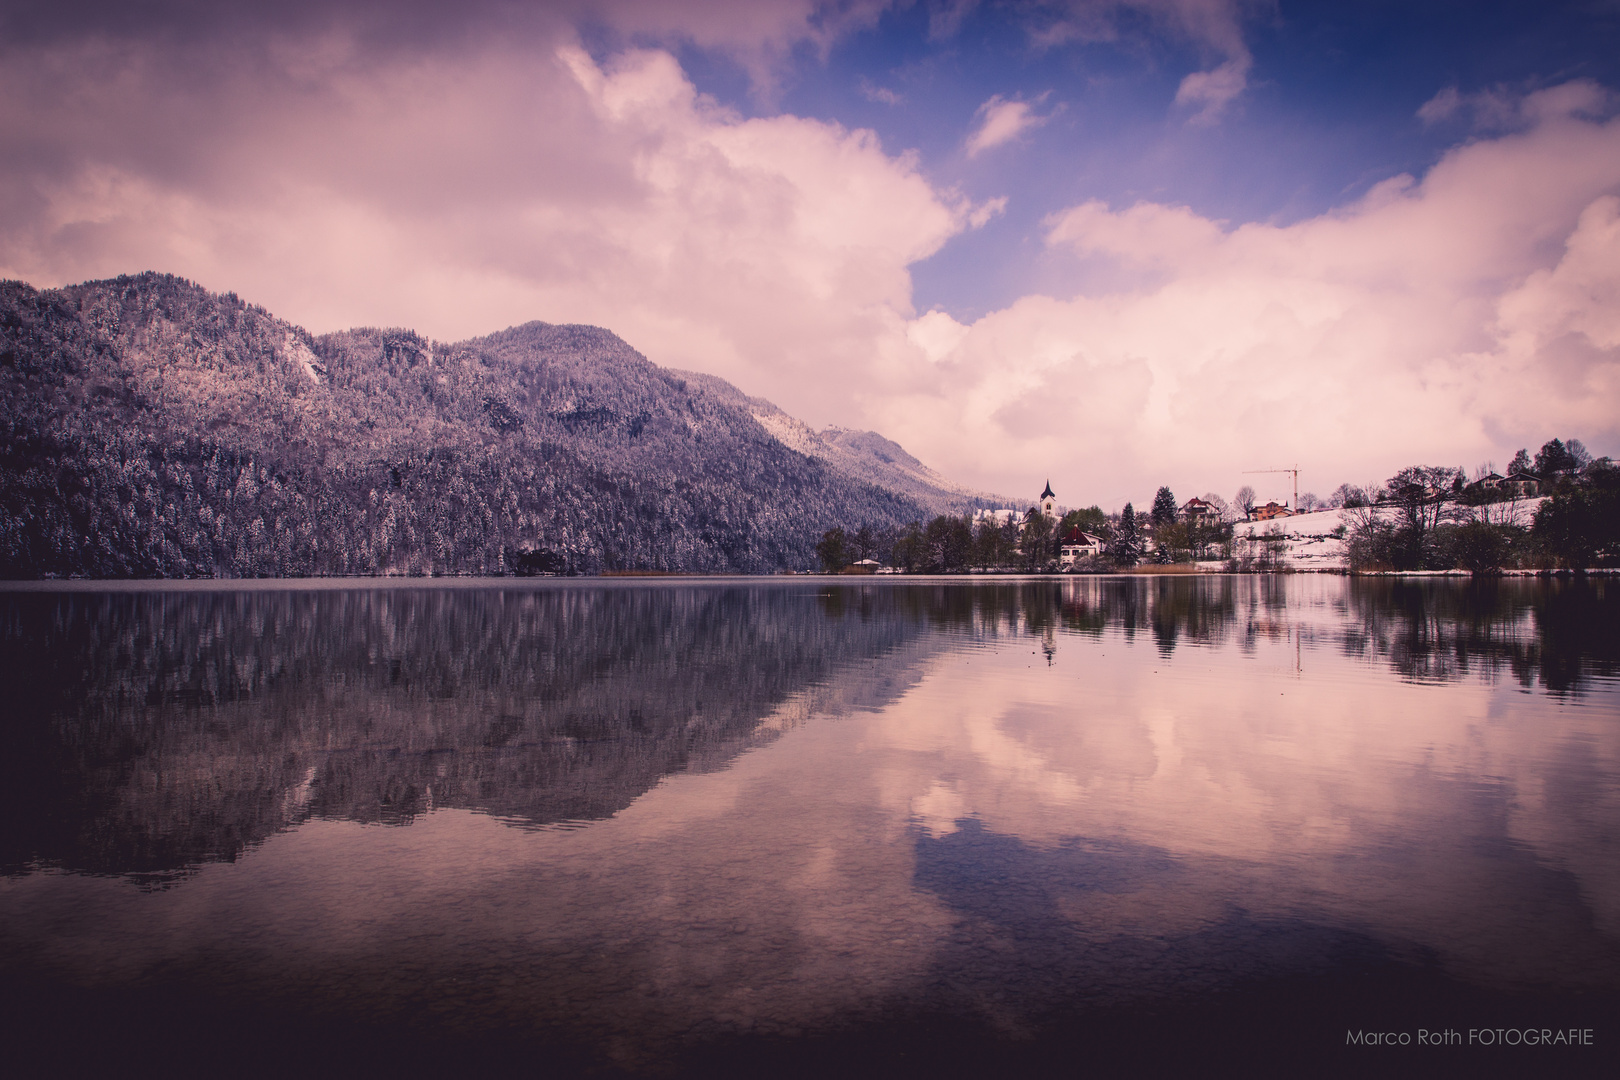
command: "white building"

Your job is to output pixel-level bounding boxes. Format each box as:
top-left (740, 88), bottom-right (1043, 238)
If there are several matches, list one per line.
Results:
top-left (1060, 528), bottom-right (1105, 566)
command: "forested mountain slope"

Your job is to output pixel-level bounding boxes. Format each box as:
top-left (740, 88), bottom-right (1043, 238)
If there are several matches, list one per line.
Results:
top-left (0, 273), bottom-right (946, 576)
top-left (670, 369), bottom-right (1001, 517)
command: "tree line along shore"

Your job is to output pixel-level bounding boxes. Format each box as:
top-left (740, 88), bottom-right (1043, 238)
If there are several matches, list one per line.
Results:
top-left (813, 439), bottom-right (1620, 576)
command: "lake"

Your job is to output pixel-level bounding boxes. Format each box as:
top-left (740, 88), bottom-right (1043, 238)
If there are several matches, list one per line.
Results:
top-left (2, 575), bottom-right (1617, 1077)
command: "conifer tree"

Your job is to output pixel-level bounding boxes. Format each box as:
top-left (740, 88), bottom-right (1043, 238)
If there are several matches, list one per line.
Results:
top-left (1151, 486), bottom-right (1178, 526)
top-left (1109, 503), bottom-right (1142, 568)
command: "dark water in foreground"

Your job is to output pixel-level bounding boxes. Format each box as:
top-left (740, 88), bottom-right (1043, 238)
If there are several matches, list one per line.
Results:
top-left (1, 575), bottom-right (1617, 1077)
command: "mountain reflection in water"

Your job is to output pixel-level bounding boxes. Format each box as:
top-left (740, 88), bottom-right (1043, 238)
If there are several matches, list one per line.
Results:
top-left (1, 576), bottom-right (1617, 1076)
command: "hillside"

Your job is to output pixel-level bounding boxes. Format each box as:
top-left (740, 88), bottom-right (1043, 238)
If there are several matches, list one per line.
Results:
top-left (670, 369), bottom-right (1003, 517)
top-left (0, 273), bottom-right (959, 577)
top-left (1228, 500), bottom-right (1546, 570)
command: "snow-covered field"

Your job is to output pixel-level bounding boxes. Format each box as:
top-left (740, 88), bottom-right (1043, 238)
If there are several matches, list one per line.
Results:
top-left (1227, 507), bottom-right (1354, 570)
top-left (1223, 499), bottom-right (1545, 571)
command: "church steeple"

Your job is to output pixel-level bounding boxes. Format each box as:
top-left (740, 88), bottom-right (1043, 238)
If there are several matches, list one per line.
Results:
top-left (1040, 480), bottom-right (1057, 521)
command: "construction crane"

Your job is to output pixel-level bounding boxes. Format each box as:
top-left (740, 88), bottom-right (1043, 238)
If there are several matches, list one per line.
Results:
top-left (1243, 465), bottom-right (1299, 511)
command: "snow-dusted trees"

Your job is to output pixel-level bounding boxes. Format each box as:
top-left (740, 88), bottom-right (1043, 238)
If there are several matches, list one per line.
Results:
top-left (1018, 508), bottom-right (1054, 571)
top-left (1107, 503), bottom-right (1142, 567)
top-left (2, 274), bottom-right (939, 577)
top-left (1150, 486), bottom-right (1178, 527)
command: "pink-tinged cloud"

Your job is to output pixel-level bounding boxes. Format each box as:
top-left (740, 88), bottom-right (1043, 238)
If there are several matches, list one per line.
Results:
top-left (0, 31), bottom-right (978, 427)
top-left (965, 95), bottom-right (1050, 156)
top-left (1030, 0), bottom-right (1258, 120)
top-left (1173, 57), bottom-right (1250, 123)
top-left (877, 84), bottom-right (1620, 505)
top-left (590, 0), bottom-right (897, 95)
top-left (0, 10), bottom-right (1615, 506)
top-left (1419, 79), bottom-right (1616, 131)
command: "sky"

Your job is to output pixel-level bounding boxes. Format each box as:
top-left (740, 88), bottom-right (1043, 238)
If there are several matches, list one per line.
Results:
top-left (3, 1), bottom-right (1619, 509)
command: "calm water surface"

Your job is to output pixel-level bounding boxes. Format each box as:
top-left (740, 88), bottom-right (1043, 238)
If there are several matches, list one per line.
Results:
top-left (1, 576), bottom-right (1617, 1076)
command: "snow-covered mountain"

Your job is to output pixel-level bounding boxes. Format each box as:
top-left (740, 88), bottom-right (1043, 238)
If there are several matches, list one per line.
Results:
top-left (0, 272), bottom-right (985, 576)
top-left (670, 369), bottom-right (1001, 518)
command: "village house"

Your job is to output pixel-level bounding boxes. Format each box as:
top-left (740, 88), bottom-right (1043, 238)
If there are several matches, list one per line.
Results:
top-left (1060, 526), bottom-right (1105, 567)
top-left (1252, 501), bottom-right (1293, 521)
top-left (1501, 472), bottom-right (1542, 498)
top-left (1179, 496), bottom-right (1219, 524)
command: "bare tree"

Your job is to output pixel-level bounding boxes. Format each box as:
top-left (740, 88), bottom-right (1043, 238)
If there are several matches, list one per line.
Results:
top-left (1200, 492), bottom-right (1232, 522)
top-left (1470, 496), bottom-right (1533, 528)
top-left (1233, 485), bottom-right (1256, 519)
top-left (1387, 465), bottom-right (1463, 535)
top-left (1328, 483), bottom-right (1361, 508)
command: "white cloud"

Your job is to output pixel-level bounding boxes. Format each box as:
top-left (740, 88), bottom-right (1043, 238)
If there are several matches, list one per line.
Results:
top-left (965, 195), bottom-right (1009, 228)
top-left (877, 84), bottom-right (1620, 504)
top-left (1173, 56), bottom-right (1250, 124)
top-left (906, 310), bottom-right (971, 363)
top-left (1031, 1), bottom-right (1257, 121)
top-left (857, 77), bottom-right (903, 106)
top-left (0, 36), bottom-right (969, 427)
top-left (965, 94), bottom-right (1051, 156)
top-left (592, 0), bottom-right (896, 94)
top-left (1416, 86), bottom-right (1464, 125)
top-left (2, 18), bottom-right (1616, 507)
top-left (1417, 80), bottom-right (1613, 132)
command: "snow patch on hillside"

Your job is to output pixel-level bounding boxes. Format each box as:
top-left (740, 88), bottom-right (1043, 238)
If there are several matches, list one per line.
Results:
top-left (750, 408), bottom-right (821, 456)
top-left (281, 333), bottom-right (324, 382)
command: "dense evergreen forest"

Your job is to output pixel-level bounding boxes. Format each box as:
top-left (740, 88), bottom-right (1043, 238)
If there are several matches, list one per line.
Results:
top-left (0, 273), bottom-right (945, 576)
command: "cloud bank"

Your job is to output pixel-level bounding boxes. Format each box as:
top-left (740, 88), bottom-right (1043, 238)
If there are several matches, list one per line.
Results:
top-left (885, 83), bottom-right (1620, 504)
top-left (0, 19), bottom-right (980, 425)
top-left (1, 5), bottom-right (1616, 505)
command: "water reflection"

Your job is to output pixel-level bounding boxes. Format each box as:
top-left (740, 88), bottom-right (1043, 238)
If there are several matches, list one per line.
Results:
top-left (2, 577), bottom-right (1615, 883)
top-left (1340, 576), bottom-right (1620, 692)
top-left (1, 576), bottom-right (1617, 1073)
top-left (0, 584), bottom-right (942, 878)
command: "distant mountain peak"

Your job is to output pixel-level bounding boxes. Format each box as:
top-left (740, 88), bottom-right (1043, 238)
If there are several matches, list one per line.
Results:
top-left (668, 370), bottom-right (1002, 517)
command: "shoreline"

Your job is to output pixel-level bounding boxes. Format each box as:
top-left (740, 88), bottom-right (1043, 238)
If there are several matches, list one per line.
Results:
top-left (3, 567), bottom-right (1614, 590)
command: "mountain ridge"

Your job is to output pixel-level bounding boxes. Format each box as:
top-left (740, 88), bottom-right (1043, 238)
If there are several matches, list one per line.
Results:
top-left (666, 368), bottom-right (1000, 517)
top-left (0, 272), bottom-right (990, 576)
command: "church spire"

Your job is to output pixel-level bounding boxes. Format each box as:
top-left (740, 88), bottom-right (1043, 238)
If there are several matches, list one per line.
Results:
top-left (1041, 479), bottom-right (1055, 500)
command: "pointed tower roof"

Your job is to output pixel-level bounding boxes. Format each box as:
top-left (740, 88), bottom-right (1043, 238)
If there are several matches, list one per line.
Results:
top-left (1041, 480), bottom-right (1056, 500)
